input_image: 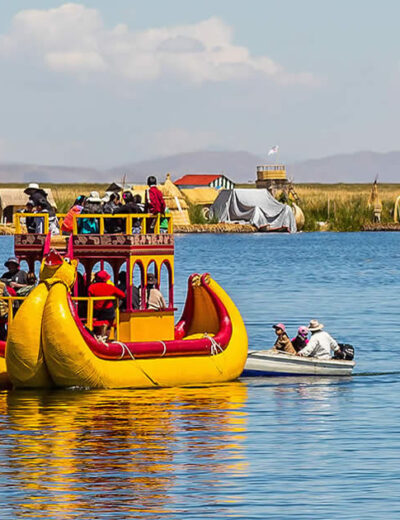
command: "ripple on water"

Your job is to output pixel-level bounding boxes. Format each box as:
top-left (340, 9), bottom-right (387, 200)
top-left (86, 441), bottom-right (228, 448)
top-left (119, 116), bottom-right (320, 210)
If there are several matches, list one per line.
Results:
top-left (0, 232), bottom-right (399, 519)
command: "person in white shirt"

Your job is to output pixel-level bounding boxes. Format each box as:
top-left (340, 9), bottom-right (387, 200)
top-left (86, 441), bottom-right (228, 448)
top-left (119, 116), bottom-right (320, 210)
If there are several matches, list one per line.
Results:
top-left (298, 319), bottom-right (340, 360)
top-left (146, 273), bottom-right (166, 311)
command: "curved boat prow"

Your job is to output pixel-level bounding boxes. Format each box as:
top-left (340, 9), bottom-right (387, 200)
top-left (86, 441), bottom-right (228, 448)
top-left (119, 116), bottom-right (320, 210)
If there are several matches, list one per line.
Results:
top-left (6, 284), bottom-right (53, 388)
top-left (42, 272), bottom-right (248, 389)
top-left (5, 250), bottom-right (77, 388)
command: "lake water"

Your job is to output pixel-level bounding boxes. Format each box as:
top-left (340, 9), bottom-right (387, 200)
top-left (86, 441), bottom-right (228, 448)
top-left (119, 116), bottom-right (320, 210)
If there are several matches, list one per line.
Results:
top-left (0, 232), bottom-right (399, 519)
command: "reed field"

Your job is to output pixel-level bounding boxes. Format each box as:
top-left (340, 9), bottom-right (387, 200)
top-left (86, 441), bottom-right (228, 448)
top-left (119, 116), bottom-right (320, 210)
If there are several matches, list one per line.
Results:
top-left (296, 183), bottom-right (400, 231)
top-left (2, 182), bottom-right (400, 231)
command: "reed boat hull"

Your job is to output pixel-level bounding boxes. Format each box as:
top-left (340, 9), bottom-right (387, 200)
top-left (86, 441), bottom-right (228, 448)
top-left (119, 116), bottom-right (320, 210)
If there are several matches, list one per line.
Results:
top-left (0, 343), bottom-right (10, 388)
top-left (40, 274), bottom-right (248, 389)
top-left (5, 284), bottom-right (53, 388)
top-left (242, 350), bottom-right (355, 377)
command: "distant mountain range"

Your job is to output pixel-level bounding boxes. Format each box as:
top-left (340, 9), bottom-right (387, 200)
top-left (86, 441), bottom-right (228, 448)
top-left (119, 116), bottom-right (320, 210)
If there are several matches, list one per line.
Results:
top-left (0, 150), bottom-right (399, 185)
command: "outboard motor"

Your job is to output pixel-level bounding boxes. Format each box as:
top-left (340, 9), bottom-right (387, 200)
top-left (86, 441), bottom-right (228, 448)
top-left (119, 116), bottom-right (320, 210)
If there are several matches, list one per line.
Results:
top-left (334, 343), bottom-right (355, 360)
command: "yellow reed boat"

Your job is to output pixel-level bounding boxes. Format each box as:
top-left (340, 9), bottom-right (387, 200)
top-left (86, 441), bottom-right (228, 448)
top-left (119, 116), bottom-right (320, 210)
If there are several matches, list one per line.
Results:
top-left (3, 211), bottom-right (247, 388)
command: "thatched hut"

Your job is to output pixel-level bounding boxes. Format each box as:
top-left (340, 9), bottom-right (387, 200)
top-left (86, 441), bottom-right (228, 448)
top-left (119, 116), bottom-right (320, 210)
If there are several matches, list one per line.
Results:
top-left (181, 187), bottom-right (219, 219)
top-left (0, 188), bottom-right (57, 223)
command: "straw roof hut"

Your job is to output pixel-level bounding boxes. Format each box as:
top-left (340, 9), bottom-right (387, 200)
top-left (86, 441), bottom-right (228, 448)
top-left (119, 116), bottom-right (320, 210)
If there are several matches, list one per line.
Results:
top-left (181, 187), bottom-right (219, 206)
top-left (0, 188), bottom-right (57, 223)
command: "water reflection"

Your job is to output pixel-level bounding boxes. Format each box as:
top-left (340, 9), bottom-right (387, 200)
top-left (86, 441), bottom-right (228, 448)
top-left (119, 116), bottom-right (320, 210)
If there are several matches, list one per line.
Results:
top-left (0, 384), bottom-right (248, 519)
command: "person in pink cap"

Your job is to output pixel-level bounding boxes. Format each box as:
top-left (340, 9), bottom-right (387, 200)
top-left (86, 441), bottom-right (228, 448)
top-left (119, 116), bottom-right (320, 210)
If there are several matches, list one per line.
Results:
top-left (272, 323), bottom-right (296, 355)
top-left (291, 326), bottom-right (309, 353)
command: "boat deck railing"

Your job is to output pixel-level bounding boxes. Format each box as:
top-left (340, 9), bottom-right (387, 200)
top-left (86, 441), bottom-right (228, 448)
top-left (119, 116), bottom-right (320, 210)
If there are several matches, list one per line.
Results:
top-left (13, 213), bottom-right (173, 235)
top-left (0, 295), bottom-right (122, 340)
top-left (0, 294), bottom-right (175, 342)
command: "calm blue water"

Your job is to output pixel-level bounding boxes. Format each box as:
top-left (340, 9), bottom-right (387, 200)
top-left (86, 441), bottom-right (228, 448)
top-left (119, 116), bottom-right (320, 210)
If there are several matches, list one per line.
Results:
top-left (0, 232), bottom-right (399, 519)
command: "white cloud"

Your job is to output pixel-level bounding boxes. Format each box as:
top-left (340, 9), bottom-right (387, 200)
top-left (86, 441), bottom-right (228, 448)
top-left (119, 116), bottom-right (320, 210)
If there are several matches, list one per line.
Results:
top-left (0, 3), bottom-right (318, 86)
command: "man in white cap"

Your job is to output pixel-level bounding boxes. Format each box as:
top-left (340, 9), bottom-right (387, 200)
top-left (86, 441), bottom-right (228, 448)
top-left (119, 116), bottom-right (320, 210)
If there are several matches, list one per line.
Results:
top-left (298, 319), bottom-right (340, 360)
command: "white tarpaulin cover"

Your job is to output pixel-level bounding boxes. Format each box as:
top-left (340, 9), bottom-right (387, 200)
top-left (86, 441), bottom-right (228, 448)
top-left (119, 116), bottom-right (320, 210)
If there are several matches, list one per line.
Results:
top-left (210, 189), bottom-right (297, 232)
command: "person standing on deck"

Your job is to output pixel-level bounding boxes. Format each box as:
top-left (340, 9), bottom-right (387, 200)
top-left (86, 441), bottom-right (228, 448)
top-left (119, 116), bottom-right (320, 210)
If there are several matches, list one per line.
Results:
top-left (145, 176), bottom-right (166, 232)
top-left (298, 320), bottom-right (340, 359)
top-left (272, 323), bottom-right (296, 355)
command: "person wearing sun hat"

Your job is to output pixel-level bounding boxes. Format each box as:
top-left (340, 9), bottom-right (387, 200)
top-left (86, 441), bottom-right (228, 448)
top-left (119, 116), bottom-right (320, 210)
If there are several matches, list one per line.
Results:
top-left (298, 319), bottom-right (340, 359)
top-left (1, 257), bottom-right (28, 288)
top-left (272, 323), bottom-right (296, 355)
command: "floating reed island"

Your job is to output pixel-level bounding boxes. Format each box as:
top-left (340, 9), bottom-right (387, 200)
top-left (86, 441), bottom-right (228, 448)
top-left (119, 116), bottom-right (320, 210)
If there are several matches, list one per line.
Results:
top-left (1, 182), bottom-right (400, 233)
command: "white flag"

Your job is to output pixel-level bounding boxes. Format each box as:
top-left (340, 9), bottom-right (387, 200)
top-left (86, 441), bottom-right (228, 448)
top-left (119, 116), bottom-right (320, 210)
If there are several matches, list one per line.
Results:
top-left (268, 145), bottom-right (279, 156)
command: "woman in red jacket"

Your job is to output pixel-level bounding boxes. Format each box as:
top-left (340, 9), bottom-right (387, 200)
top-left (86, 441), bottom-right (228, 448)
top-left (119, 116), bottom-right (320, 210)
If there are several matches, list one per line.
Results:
top-left (88, 270), bottom-right (125, 338)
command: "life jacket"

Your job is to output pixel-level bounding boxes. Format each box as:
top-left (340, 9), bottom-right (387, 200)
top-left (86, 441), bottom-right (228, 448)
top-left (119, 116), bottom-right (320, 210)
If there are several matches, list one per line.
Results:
top-left (62, 205), bottom-right (83, 233)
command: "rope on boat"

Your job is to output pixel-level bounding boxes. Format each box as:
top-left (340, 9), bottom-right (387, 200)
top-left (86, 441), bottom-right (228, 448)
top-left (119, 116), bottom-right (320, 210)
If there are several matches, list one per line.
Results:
top-left (159, 341), bottom-right (167, 357)
top-left (111, 340), bottom-right (135, 360)
top-left (204, 333), bottom-right (224, 356)
top-left (99, 338), bottom-right (160, 387)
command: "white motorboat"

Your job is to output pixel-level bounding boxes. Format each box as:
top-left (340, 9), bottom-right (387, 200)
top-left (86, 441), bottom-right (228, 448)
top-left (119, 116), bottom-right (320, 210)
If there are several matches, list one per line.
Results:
top-left (242, 350), bottom-right (355, 377)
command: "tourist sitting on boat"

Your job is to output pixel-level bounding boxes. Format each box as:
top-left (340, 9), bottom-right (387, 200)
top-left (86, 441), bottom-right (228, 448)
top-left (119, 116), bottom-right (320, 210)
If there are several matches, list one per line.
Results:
top-left (145, 176), bottom-right (166, 232)
top-left (61, 195), bottom-right (86, 235)
top-left (297, 320), bottom-right (340, 360)
top-left (272, 323), bottom-right (296, 355)
top-left (116, 271), bottom-right (141, 310)
top-left (291, 326), bottom-right (309, 353)
top-left (113, 192), bottom-right (144, 233)
top-left (160, 208), bottom-right (171, 234)
top-left (16, 272), bottom-right (37, 297)
top-left (88, 270), bottom-right (125, 338)
top-left (33, 200), bottom-right (60, 235)
top-left (1, 257), bottom-right (28, 291)
top-left (22, 200), bottom-right (36, 233)
top-left (146, 273), bottom-right (166, 310)
top-left (79, 192), bottom-right (103, 234)
top-left (103, 193), bottom-right (123, 233)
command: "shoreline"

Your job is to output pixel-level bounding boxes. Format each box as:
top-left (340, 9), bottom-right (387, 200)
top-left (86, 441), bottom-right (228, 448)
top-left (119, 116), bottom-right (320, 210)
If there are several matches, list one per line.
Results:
top-left (2, 223), bottom-right (400, 235)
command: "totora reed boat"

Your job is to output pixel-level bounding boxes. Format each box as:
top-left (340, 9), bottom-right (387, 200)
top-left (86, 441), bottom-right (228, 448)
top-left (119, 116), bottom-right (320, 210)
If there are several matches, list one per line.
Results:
top-left (2, 210), bottom-right (247, 388)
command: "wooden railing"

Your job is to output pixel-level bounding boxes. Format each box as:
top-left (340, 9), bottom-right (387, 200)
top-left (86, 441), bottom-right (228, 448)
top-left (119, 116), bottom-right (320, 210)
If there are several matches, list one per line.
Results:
top-left (13, 212), bottom-right (173, 235)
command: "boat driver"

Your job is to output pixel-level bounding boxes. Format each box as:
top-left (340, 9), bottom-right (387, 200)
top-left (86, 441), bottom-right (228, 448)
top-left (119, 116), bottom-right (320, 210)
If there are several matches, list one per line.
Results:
top-left (297, 319), bottom-right (340, 359)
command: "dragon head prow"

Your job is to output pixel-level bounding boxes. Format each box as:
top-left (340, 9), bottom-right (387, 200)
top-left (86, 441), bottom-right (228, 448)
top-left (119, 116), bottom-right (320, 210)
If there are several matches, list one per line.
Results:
top-left (39, 249), bottom-right (78, 288)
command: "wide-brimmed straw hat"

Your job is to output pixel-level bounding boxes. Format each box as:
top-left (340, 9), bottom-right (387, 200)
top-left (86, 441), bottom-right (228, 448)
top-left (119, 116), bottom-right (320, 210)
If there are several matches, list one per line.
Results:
top-left (272, 323), bottom-right (286, 332)
top-left (308, 319), bottom-right (324, 332)
top-left (86, 191), bottom-right (102, 203)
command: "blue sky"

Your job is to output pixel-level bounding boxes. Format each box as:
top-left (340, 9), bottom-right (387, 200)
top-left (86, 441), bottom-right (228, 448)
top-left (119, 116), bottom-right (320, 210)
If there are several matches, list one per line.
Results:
top-left (0, 1), bottom-right (400, 168)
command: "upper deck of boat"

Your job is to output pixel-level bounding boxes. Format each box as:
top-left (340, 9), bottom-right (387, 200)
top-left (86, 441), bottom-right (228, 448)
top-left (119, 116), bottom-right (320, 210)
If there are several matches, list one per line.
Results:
top-left (13, 212), bottom-right (174, 262)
